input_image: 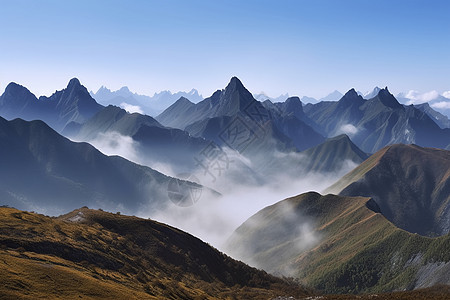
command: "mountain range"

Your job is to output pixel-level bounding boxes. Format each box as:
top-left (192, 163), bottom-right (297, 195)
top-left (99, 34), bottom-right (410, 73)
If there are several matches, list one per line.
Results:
top-left (91, 85), bottom-right (203, 116)
top-left (3, 206), bottom-right (448, 299)
top-left (303, 87), bottom-right (450, 152)
top-left (226, 144), bottom-right (450, 293)
top-left (157, 77), bottom-right (324, 158)
top-left (0, 79), bottom-right (103, 132)
top-left (327, 144), bottom-right (450, 236)
top-left (0, 206), bottom-right (310, 299)
top-left (226, 191), bottom-right (450, 294)
top-left (0, 116), bottom-right (212, 215)
top-left (1, 75), bottom-right (450, 297)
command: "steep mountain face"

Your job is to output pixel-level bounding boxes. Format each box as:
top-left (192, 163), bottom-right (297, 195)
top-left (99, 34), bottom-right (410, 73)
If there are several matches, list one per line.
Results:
top-left (70, 105), bottom-right (163, 139)
top-left (415, 102), bottom-right (450, 129)
top-left (300, 134), bottom-right (368, 173)
top-left (304, 88), bottom-right (450, 152)
top-left (157, 77), bottom-right (324, 153)
top-left (225, 192), bottom-right (450, 294)
top-left (0, 207), bottom-right (310, 300)
top-left (68, 105), bottom-right (216, 173)
top-left (156, 77), bottom-right (261, 130)
top-left (0, 116), bottom-right (210, 215)
top-left (154, 96), bottom-right (196, 129)
top-left (327, 144), bottom-right (450, 236)
top-left (0, 78), bottom-right (103, 132)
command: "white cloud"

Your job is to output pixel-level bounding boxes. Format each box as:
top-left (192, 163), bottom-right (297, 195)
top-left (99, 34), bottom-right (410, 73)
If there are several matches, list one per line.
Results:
top-left (120, 102), bottom-right (144, 114)
top-left (442, 91), bottom-right (450, 99)
top-left (336, 124), bottom-right (359, 137)
top-left (431, 101), bottom-right (450, 110)
top-left (88, 131), bottom-right (142, 164)
top-left (404, 90), bottom-right (440, 105)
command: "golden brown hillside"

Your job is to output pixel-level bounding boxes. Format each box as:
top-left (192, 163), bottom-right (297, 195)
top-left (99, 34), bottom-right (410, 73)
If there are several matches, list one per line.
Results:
top-left (0, 206), bottom-right (311, 299)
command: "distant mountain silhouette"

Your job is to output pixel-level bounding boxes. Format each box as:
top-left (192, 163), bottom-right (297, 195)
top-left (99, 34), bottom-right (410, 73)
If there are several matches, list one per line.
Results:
top-left (68, 105), bottom-right (217, 172)
top-left (0, 78), bottom-right (103, 132)
top-left (304, 88), bottom-right (450, 152)
top-left (157, 77), bottom-right (261, 129)
top-left (0, 116), bottom-right (211, 215)
top-left (319, 90), bottom-right (343, 101)
top-left (157, 77), bottom-right (324, 153)
top-left (415, 102), bottom-right (450, 129)
top-left (91, 85), bottom-right (203, 116)
top-left (363, 86), bottom-right (382, 99)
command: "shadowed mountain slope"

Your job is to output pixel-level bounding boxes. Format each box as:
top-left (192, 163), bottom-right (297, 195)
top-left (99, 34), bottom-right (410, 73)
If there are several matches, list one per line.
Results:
top-left (300, 134), bottom-right (369, 173)
top-left (0, 78), bottom-right (103, 132)
top-left (0, 116), bottom-right (211, 215)
top-left (327, 144), bottom-right (450, 236)
top-left (304, 88), bottom-right (450, 152)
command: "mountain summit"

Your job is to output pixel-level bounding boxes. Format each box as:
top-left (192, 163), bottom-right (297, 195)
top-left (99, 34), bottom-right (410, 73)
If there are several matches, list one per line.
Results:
top-left (0, 78), bottom-right (103, 132)
top-left (156, 76), bottom-right (266, 129)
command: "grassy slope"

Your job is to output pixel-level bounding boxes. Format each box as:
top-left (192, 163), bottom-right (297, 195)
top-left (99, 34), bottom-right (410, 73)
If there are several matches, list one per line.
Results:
top-left (226, 192), bottom-right (450, 294)
top-left (0, 207), bottom-right (311, 300)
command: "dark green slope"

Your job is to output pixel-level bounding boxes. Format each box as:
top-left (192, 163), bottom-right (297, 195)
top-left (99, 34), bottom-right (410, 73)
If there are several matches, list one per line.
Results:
top-left (225, 192), bottom-right (450, 294)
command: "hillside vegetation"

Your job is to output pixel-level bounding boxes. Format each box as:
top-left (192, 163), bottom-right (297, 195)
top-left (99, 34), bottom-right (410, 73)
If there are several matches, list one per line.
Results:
top-left (226, 192), bottom-right (450, 294)
top-left (0, 206), bottom-right (311, 299)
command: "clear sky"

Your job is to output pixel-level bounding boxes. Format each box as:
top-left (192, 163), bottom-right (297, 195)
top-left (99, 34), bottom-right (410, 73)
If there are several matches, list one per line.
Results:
top-left (1, 0), bottom-right (449, 99)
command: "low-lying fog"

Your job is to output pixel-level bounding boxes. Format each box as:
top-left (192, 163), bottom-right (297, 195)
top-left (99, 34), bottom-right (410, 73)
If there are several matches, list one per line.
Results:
top-left (83, 131), bottom-right (356, 252)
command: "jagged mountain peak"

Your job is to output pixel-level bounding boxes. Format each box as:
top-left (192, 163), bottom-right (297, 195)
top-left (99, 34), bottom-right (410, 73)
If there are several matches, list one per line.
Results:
top-left (226, 76), bottom-right (245, 91)
top-left (337, 88), bottom-right (365, 107)
top-left (363, 86), bottom-right (382, 99)
top-left (344, 88), bottom-right (358, 97)
top-left (119, 86), bottom-right (131, 93)
top-left (374, 87), bottom-right (403, 109)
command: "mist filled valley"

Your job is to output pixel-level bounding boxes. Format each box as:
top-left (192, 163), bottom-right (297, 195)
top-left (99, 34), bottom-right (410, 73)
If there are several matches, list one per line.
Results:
top-left (0, 75), bottom-right (449, 299)
top-left (2, 1), bottom-right (450, 299)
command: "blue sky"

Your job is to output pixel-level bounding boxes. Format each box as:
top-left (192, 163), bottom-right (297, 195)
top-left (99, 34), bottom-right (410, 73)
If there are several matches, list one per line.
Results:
top-left (1, 0), bottom-right (449, 99)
